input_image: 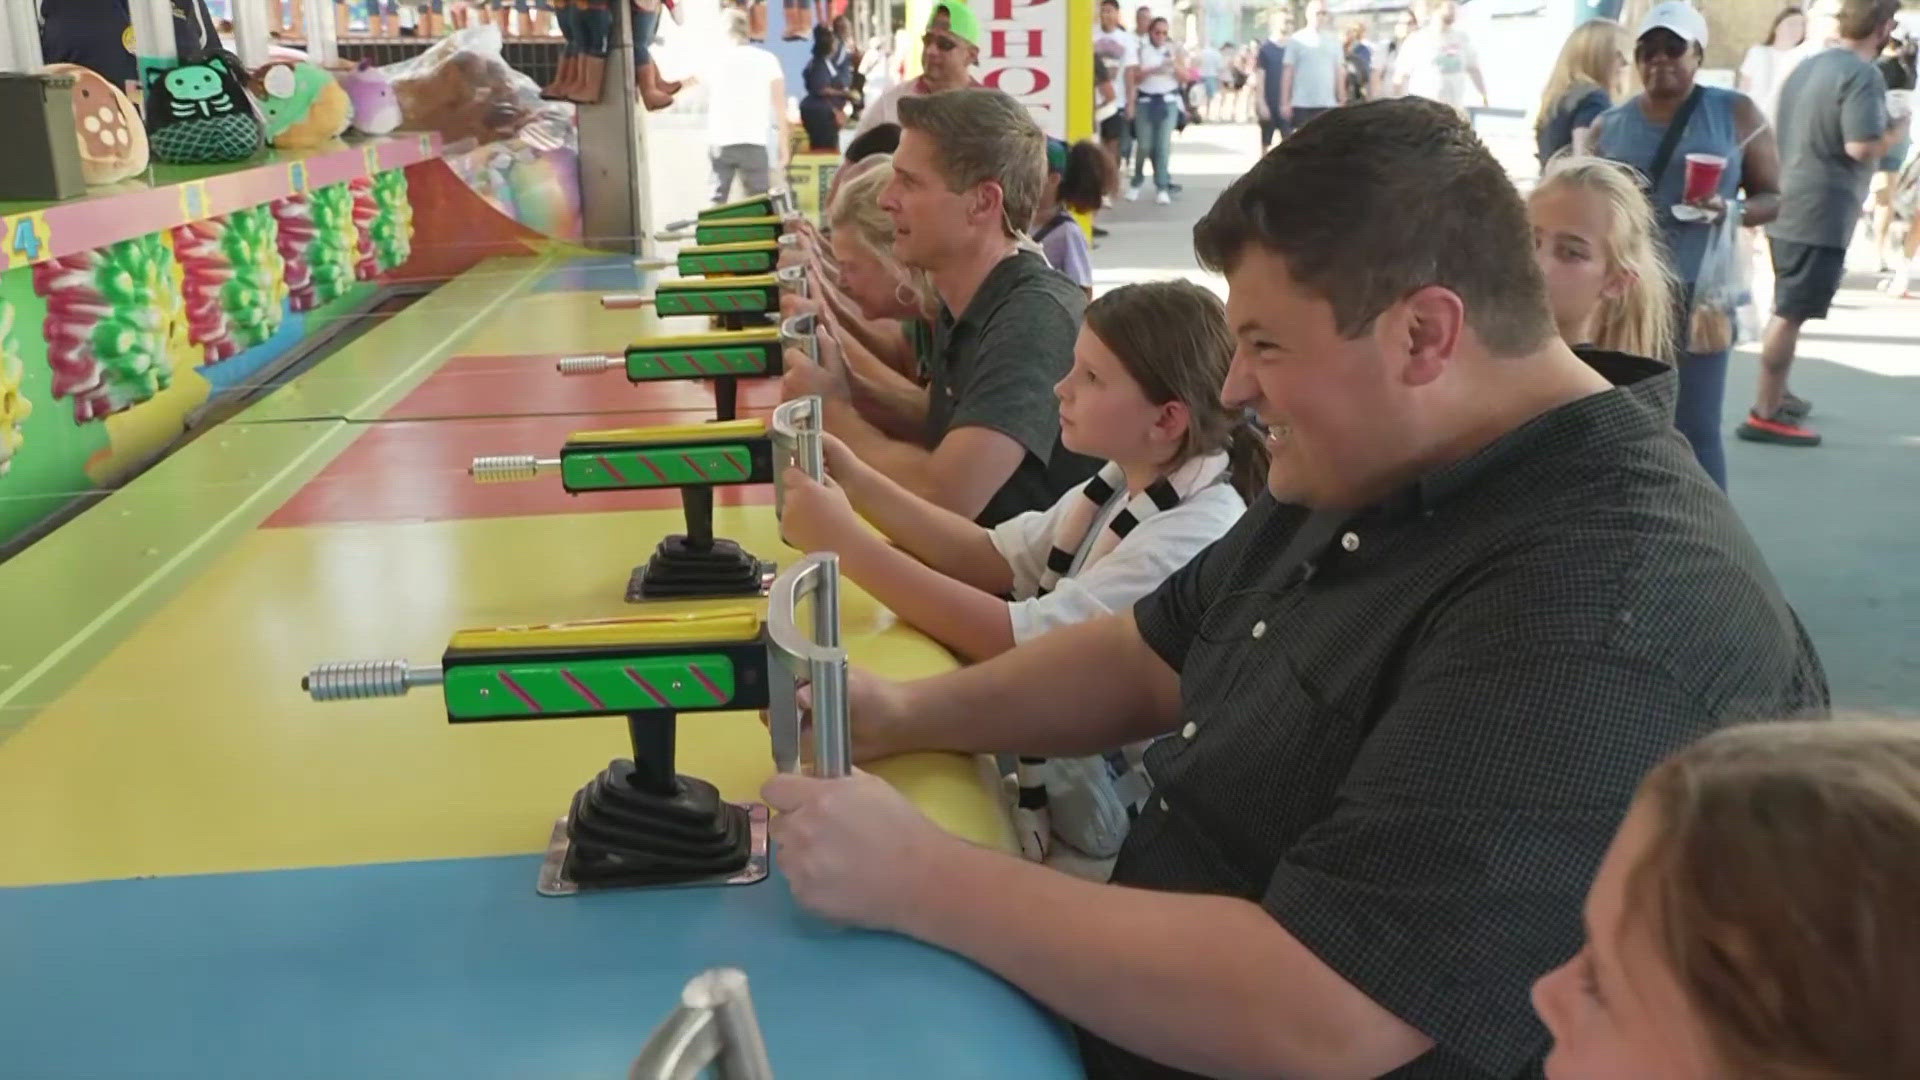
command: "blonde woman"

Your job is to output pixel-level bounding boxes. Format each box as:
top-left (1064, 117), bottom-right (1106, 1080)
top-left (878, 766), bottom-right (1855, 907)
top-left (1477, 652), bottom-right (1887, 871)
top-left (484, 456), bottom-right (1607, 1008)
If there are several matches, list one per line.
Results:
top-left (781, 157), bottom-right (937, 412)
top-left (1534, 719), bottom-right (1920, 1080)
top-left (1536, 18), bottom-right (1631, 168)
top-left (1528, 156), bottom-right (1677, 360)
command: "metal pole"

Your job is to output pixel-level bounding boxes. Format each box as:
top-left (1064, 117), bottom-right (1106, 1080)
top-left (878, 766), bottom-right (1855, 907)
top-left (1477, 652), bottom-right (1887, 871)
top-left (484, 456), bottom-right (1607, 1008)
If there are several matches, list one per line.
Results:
top-left (302, 0), bottom-right (340, 66)
top-left (230, 0), bottom-right (276, 69)
top-left (128, 0), bottom-right (179, 88)
top-left (2, 0), bottom-right (45, 72)
top-left (809, 553), bottom-right (850, 779)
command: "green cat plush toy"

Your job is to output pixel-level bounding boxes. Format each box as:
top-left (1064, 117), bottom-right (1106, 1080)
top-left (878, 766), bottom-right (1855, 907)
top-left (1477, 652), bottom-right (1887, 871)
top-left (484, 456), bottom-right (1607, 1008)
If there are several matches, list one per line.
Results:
top-left (143, 51), bottom-right (267, 164)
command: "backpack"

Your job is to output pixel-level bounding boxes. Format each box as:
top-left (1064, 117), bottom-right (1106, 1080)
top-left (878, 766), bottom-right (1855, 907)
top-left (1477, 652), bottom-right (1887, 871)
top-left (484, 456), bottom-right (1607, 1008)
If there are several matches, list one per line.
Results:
top-left (144, 49), bottom-right (267, 165)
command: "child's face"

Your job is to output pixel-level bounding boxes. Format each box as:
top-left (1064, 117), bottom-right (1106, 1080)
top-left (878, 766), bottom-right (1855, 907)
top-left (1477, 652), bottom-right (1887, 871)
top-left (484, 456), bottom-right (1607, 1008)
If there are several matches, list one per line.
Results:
top-left (1055, 327), bottom-right (1176, 468)
top-left (1529, 183), bottom-right (1623, 344)
top-left (1532, 800), bottom-right (1721, 1080)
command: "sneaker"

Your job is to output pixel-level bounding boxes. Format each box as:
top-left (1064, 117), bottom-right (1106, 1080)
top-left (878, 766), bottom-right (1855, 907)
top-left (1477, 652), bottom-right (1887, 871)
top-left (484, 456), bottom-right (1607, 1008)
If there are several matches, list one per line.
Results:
top-left (1126, 183), bottom-right (1143, 202)
top-left (1154, 190), bottom-right (1171, 205)
top-left (1091, 225), bottom-right (1110, 239)
top-left (1168, 182), bottom-right (1184, 194)
top-left (1736, 409), bottom-right (1822, 446)
top-left (1779, 391), bottom-right (1812, 421)
top-left (1101, 195), bottom-right (1114, 209)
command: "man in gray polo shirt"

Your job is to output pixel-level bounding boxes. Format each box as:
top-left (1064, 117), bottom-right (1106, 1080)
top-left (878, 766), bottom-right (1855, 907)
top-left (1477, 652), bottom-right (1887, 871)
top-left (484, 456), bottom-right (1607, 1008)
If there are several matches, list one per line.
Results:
top-left (783, 88), bottom-right (1096, 526)
top-left (1281, 0), bottom-right (1346, 131)
top-left (1747, 0), bottom-right (1908, 447)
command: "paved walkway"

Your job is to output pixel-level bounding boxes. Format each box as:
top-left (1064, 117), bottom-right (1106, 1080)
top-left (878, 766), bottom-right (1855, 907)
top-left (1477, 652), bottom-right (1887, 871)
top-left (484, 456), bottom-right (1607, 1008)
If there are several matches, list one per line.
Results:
top-left (1093, 121), bottom-right (1920, 712)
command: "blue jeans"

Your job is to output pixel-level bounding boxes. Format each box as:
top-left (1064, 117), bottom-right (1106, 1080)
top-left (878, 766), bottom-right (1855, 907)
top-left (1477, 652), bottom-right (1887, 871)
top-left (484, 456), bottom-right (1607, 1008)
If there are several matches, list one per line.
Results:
top-left (1131, 96), bottom-right (1174, 192)
top-left (1675, 348), bottom-right (1729, 490)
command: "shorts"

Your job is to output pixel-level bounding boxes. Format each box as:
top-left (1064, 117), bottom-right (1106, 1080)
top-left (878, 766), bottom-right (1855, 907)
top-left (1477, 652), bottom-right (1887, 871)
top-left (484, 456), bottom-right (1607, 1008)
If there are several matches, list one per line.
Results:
top-left (1769, 237), bottom-right (1848, 322)
top-left (362, 0), bottom-right (399, 14)
top-left (1099, 111), bottom-right (1127, 143)
top-left (630, 2), bottom-right (660, 66)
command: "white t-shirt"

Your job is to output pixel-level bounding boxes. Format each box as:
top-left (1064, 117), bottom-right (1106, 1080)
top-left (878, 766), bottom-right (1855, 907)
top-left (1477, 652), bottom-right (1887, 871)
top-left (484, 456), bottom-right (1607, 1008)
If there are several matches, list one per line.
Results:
top-left (1095, 26), bottom-right (1139, 71)
top-left (706, 43), bottom-right (785, 149)
top-left (1197, 46), bottom-right (1224, 80)
top-left (988, 471), bottom-right (1246, 645)
top-left (1739, 43), bottom-right (1799, 125)
top-left (1400, 26), bottom-right (1478, 108)
top-left (1135, 40), bottom-right (1181, 96)
top-left (1284, 28), bottom-right (1344, 109)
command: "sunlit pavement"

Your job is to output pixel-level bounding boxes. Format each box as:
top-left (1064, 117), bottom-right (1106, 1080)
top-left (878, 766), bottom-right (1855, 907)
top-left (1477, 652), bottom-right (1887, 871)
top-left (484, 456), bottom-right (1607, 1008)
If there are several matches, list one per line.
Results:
top-left (1095, 119), bottom-right (1920, 711)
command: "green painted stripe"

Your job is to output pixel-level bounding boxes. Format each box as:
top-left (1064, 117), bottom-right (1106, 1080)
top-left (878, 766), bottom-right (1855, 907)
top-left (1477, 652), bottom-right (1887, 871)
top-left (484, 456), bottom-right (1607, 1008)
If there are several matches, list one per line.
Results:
top-left (696, 223), bottom-right (781, 245)
top-left (655, 289), bottom-right (771, 317)
top-left (560, 443), bottom-right (755, 490)
top-left (445, 653), bottom-right (738, 719)
top-left (625, 346), bottom-right (770, 380)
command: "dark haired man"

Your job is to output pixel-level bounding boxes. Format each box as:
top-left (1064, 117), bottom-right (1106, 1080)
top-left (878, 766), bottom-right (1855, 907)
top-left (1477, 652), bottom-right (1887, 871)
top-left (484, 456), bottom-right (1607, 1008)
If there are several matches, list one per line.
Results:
top-left (1747, 0), bottom-right (1909, 446)
top-left (761, 98), bottom-right (1826, 1079)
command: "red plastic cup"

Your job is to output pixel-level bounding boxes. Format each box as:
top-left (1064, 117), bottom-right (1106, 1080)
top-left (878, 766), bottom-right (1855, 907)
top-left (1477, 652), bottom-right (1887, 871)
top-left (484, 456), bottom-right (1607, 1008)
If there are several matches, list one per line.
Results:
top-left (1682, 153), bottom-right (1726, 205)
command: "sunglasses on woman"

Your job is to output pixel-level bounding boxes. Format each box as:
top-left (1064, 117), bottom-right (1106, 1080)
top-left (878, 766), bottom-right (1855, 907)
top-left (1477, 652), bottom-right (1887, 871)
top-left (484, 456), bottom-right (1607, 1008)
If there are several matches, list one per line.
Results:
top-left (1635, 34), bottom-right (1690, 61)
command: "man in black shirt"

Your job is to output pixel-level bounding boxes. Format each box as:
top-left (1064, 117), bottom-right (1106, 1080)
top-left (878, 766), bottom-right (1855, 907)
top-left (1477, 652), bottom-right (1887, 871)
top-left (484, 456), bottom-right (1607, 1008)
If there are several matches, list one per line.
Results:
top-left (764, 99), bottom-right (1827, 1079)
top-left (783, 87), bottom-right (1096, 526)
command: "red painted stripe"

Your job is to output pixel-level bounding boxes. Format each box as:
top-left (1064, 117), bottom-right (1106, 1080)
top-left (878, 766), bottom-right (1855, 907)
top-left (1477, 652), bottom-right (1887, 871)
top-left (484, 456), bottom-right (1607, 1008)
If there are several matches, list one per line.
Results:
top-left (497, 672), bottom-right (543, 712)
top-left (595, 454), bottom-right (629, 484)
top-left (721, 451), bottom-right (747, 476)
top-left (686, 352), bottom-right (711, 375)
top-left (559, 669), bottom-right (606, 710)
top-left (636, 453), bottom-right (670, 484)
top-left (687, 663), bottom-right (726, 704)
top-left (683, 454), bottom-right (713, 482)
top-left (623, 666), bottom-right (670, 707)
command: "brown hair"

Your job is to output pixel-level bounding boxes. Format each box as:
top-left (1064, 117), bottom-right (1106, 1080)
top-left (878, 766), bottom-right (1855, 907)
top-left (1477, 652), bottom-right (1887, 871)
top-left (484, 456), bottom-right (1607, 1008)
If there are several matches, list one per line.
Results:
top-left (1083, 281), bottom-right (1270, 501)
top-left (1837, 0), bottom-right (1899, 41)
top-left (1760, 6), bottom-right (1806, 47)
top-left (1629, 719), bottom-right (1920, 1079)
top-left (1193, 98), bottom-right (1557, 356)
top-left (897, 89), bottom-right (1046, 242)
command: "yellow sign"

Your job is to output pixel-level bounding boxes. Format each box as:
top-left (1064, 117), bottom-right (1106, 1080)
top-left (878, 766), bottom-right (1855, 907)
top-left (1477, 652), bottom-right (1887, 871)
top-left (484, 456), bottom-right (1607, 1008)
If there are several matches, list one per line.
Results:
top-left (178, 181), bottom-right (211, 223)
top-left (784, 153), bottom-right (843, 226)
top-left (0, 212), bottom-right (54, 272)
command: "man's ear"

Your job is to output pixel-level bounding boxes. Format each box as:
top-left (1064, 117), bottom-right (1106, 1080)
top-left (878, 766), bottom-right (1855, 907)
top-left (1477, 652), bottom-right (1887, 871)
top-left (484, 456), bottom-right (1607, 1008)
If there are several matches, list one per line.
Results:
top-left (972, 179), bottom-right (1005, 226)
top-left (1397, 285), bottom-right (1466, 388)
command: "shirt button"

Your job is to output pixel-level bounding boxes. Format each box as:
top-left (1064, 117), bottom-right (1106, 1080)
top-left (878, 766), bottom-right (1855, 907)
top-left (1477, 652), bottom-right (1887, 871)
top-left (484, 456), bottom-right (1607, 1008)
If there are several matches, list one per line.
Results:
top-left (1181, 721), bottom-right (1197, 739)
top-left (1157, 797), bottom-right (1169, 812)
top-left (1340, 531), bottom-right (1360, 552)
top-left (1251, 620), bottom-right (1267, 639)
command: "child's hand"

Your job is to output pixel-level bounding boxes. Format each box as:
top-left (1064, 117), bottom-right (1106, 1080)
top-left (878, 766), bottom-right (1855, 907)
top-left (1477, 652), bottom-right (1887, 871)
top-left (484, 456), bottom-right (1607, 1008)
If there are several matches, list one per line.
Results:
top-left (780, 466), bottom-right (860, 554)
top-left (780, 292), bottom-right (821, 321)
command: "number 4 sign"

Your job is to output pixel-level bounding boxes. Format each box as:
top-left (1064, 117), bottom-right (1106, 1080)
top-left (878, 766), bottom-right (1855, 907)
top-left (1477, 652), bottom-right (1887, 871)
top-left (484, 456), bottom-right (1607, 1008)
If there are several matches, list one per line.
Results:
top-left (0, 213), bottom-right (54, 272)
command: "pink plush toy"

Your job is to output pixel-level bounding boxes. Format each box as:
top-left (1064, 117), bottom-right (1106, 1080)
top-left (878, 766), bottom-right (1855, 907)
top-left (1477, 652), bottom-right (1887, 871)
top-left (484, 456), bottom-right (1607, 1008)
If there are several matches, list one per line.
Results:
top-left (337, 61), bottom-right (402, 136)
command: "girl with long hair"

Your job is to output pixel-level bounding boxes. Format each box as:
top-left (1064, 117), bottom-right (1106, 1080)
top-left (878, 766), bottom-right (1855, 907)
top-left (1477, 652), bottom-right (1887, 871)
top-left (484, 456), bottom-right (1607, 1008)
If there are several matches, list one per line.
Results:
top-left (1529, 155), bottom-right (1677, 360)
top-left (780, 280), bottom-right (1262, 862)
top-left (1535, 18), bottom-right (1632, 167)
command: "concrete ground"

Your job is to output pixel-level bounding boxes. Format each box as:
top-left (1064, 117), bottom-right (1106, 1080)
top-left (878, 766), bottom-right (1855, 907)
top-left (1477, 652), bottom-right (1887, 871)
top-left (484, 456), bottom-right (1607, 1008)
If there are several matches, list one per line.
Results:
top-left (1095, 119), bottom-right (1920, 712)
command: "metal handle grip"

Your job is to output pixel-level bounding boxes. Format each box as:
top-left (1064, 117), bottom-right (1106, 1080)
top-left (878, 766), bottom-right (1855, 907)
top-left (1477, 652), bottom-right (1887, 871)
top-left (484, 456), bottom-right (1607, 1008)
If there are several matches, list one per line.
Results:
top-left (766, 553), bottom-right (849, 779)
top-left (778, 314), bottom-right (818, 368)
top-left (302, 661), bottom-right (443, 701)
top-left (776, 234), bottom-right (800, 249)
top-left (768, 395), bottom-right (823, 521)
top-left (557, 354), bottom-right (622, 375)
top-left (629, 969), bottom-right (773, 1080)
top-left (469, 456), bottom-right (556, 484)
top-left (601, 293), bottom-right (655, 310)
top-left (773, 265), bottom-right (809, 299)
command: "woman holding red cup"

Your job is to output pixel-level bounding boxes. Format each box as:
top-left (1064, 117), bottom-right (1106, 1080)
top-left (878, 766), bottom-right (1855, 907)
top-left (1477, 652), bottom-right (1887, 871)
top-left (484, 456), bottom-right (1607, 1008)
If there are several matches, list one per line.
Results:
top-left (1590, 2), bottom-right (1781, 490)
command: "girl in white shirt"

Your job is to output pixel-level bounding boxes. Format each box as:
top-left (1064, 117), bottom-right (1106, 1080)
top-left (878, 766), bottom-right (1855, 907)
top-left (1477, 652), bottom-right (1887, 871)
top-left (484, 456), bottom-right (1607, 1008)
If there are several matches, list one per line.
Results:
top-left (1737, 7), bottom-right (1808, 127)
top-left (779, 280), bottom-right (1263, 861)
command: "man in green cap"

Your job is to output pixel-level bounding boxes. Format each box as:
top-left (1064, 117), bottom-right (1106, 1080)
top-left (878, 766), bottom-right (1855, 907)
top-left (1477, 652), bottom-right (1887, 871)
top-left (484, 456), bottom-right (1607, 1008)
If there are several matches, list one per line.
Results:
top-left (853, 1), bottom-right (982, 135)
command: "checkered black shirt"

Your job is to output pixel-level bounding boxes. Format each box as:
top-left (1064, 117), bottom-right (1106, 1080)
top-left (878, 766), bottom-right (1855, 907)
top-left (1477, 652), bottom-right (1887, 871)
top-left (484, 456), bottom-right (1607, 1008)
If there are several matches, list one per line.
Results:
top-left (1080, 351), bottom-right (1830, 1080)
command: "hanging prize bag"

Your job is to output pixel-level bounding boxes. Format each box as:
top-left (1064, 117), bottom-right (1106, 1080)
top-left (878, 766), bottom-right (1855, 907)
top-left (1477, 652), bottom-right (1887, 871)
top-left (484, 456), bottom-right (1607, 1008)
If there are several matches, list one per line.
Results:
top-left (143, 11), bottom-right (267, 167)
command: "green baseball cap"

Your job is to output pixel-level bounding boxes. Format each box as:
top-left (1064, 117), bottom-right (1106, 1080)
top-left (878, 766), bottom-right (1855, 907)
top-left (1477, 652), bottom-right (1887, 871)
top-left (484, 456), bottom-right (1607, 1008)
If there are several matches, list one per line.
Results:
top-left (928, 1), bottom-right (982, 49)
